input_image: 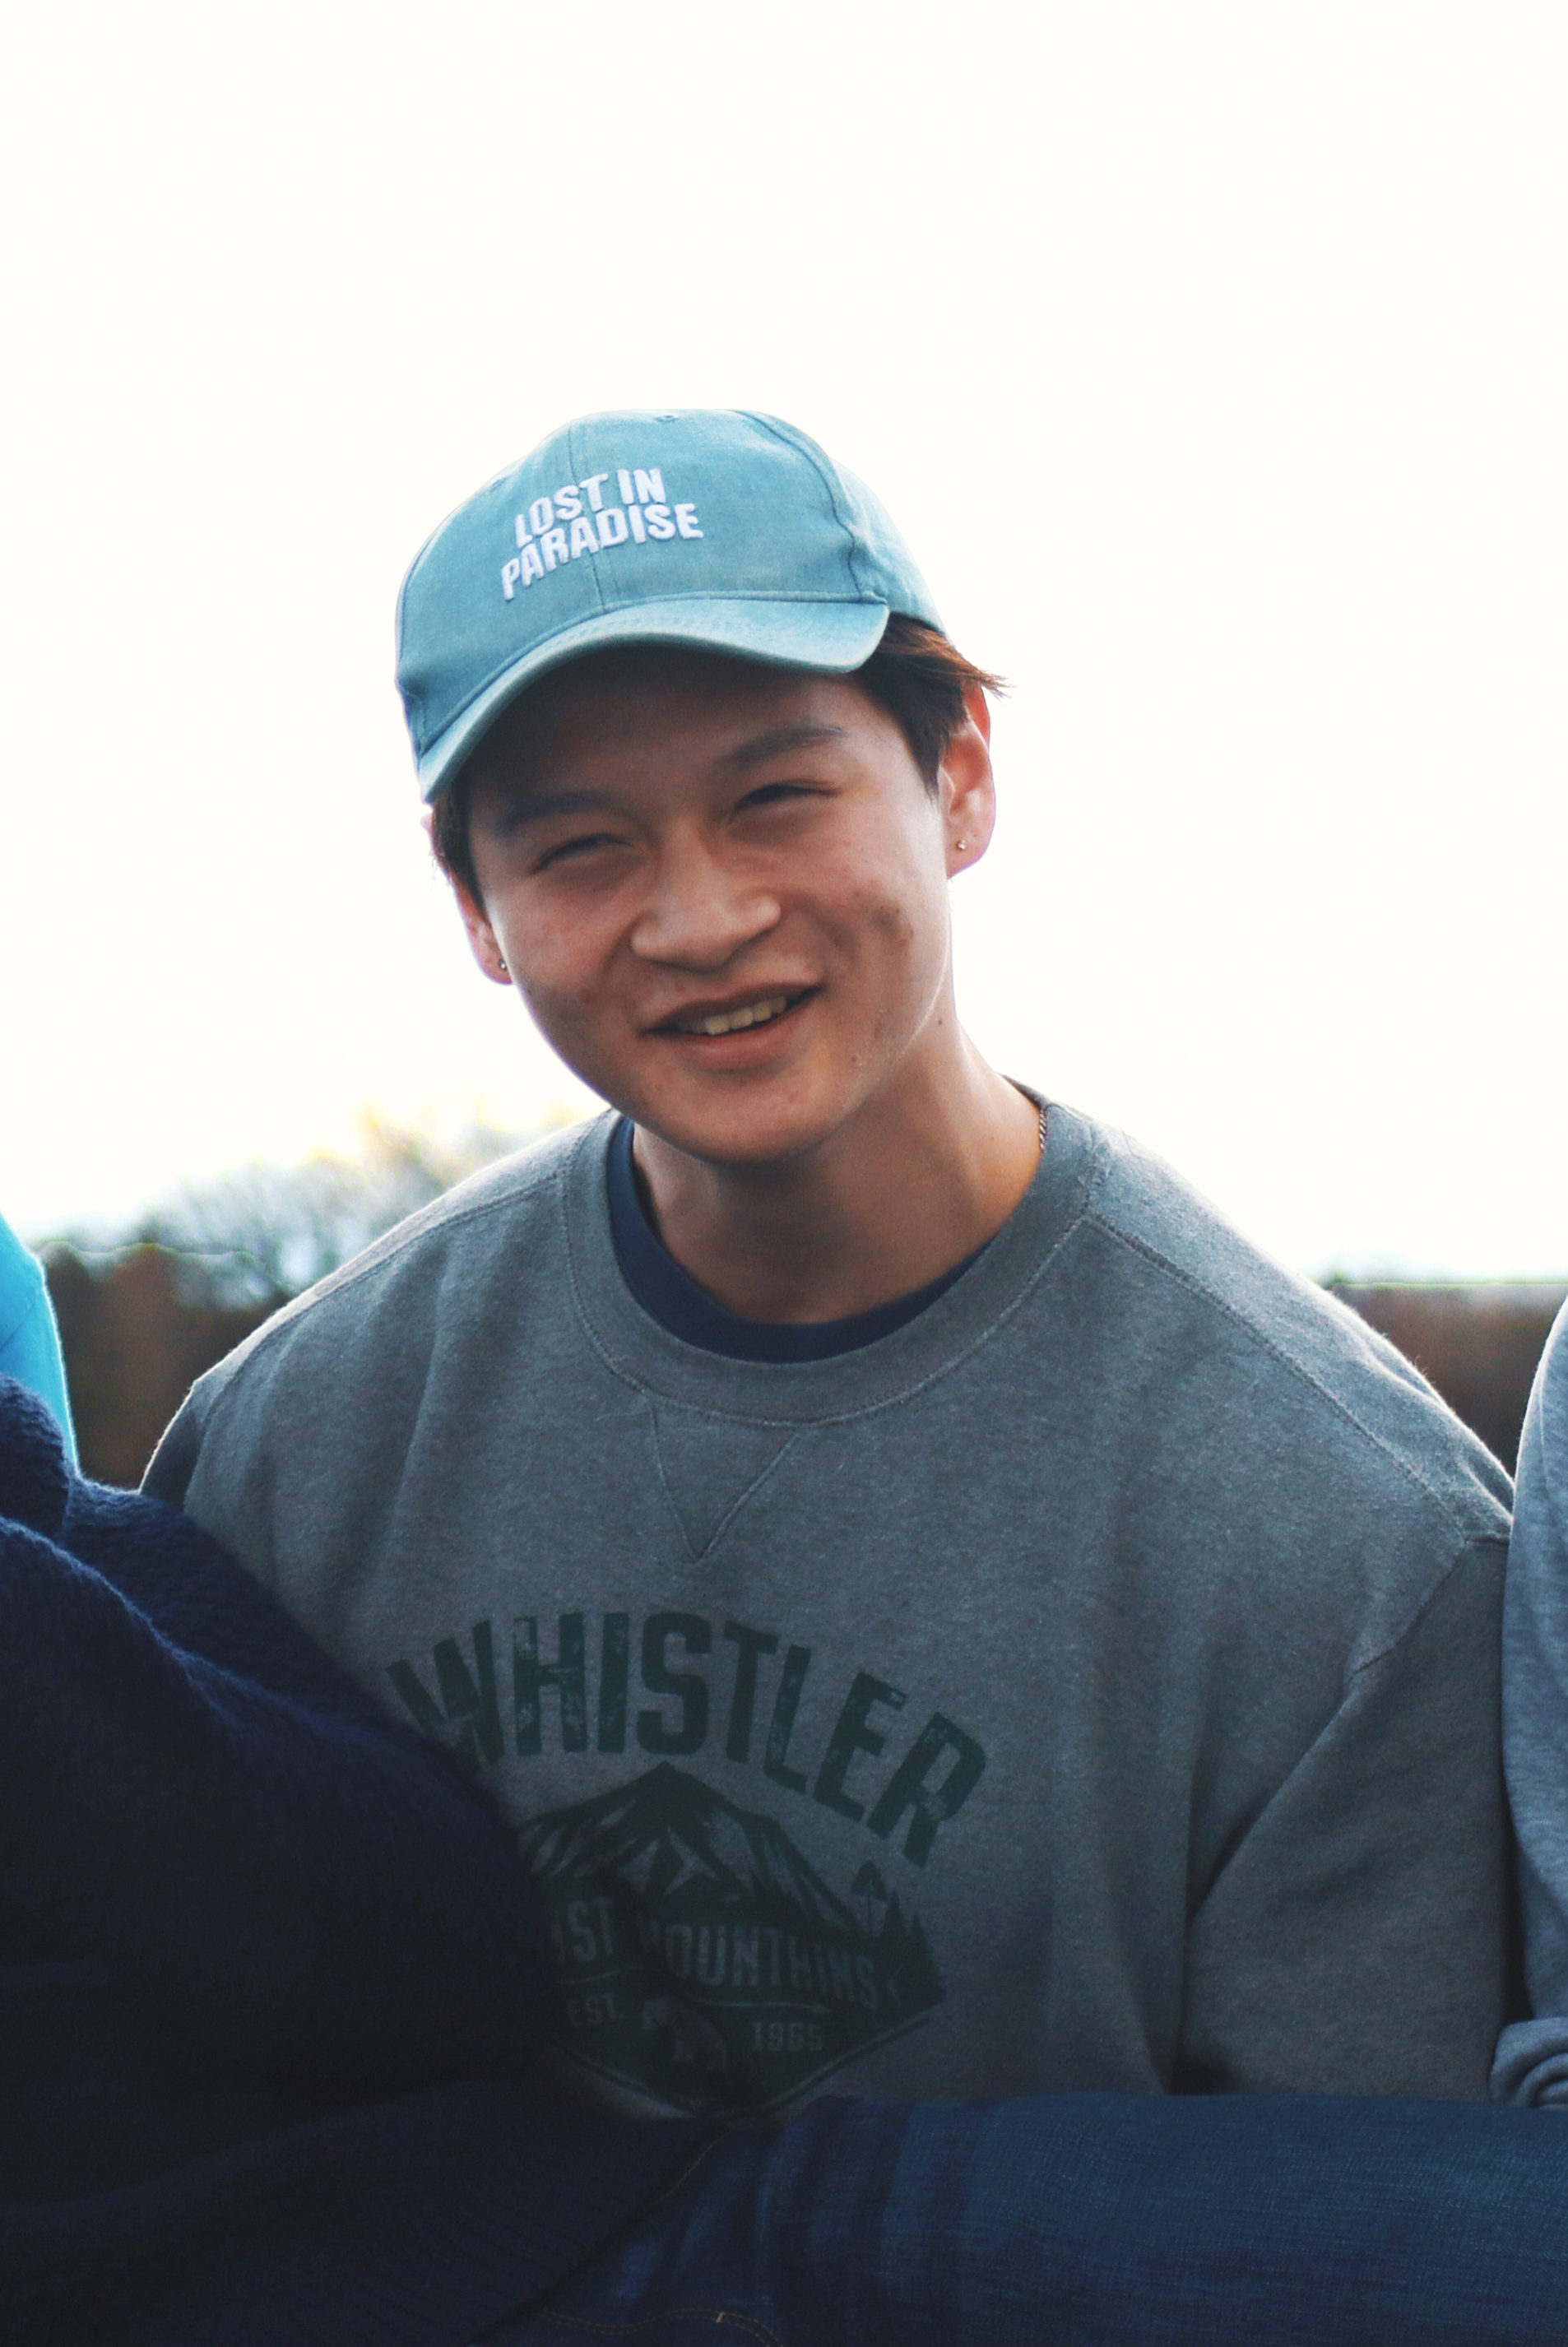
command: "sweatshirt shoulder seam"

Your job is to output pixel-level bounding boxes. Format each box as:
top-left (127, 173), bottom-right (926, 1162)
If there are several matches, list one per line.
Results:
top-left (1345, 1528), bottom-right (1508, 1683)
top-left (1085, 1210), bottom-right (1502, 1551)
top-left (559, 1148), bottom-right (1111, 1428)
top-left (185, 1144), bottom-right (579, 1418)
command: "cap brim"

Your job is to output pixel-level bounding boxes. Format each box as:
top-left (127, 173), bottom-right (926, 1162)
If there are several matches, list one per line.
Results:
top-left (417, 597), bottom-right (892, 802)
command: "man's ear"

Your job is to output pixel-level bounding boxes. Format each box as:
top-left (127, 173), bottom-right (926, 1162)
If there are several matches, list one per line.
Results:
top-left (422, 809), bottom-right (512, 987)
top-left (962, 680), bottom-right (993, 747)
top-left (943, 684), bottom-right (997, 875)
top-left (455, 882), bottom-right (512, 986)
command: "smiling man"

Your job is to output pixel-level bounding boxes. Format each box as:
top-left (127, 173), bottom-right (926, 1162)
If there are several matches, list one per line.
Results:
top-left (446, 634), bottom-right (1038, 1345)
top-left (148, 409), bottom-right (1513, 2117)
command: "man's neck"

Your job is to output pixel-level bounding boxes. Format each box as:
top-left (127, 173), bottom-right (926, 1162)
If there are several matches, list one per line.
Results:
top-left (630, 1039), bottom-right (1042, 1325)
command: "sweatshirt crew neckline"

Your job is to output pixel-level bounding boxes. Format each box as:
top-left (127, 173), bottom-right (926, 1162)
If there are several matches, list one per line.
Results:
top-left (605, 1114), bottom-right (990, 1362)
top-left (564, 1097), bottom-right (1102, 1422)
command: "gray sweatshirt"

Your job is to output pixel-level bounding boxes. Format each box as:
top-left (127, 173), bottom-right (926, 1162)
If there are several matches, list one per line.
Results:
top-left (1490, 1300), bottom-right (1568, 2105)
top-left (146, 1102), bottom-right (1513, 2117)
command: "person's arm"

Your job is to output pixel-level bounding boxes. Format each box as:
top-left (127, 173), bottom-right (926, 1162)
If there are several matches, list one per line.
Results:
top-left (1491, 1303), bottom-right (1568, 2104)
top-left (140, 1375), bottom-right (206, 1512)
top-left (0, 1218), bottom-right (76, 1466)
top-left (1180, 1534), bottom-right (1511, 2100)
top-left (0, 1380), bottom-right (549, 2099)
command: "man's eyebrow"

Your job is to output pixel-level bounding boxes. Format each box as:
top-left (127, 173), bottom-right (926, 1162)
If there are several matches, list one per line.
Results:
top-left (479, 721), bottom-right (850, 828)
top-left (716, 721), bottom-right (850, 774)
top-left (481, 785), bottom-right (615, 832)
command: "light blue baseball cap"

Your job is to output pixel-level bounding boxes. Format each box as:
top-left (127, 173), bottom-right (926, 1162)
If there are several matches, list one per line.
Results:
top-left (396, 410), bottom-right (944, 802)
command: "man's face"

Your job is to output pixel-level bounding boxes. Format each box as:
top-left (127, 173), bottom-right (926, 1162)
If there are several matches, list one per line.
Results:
top-left (456, 647), bottom-right (992, 1168)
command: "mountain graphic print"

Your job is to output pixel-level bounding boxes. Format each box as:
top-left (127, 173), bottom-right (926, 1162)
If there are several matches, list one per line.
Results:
top-left (518, 1762), bottom-right (946, 2113)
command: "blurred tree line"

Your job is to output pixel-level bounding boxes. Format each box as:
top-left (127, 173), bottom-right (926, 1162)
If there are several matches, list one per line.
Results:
top-left (71, 1114), bottom-right (528, 1309)
top-left (32, 1116), bottom-right (1567, 1491)
top-left (1324, 1280), bottom-right (1564, 1473)
top-left (44, 1116), bottom-right (535, 1485)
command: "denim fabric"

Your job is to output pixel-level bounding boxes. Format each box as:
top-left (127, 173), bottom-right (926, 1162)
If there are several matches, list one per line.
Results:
top-left (492, 2091), bottom-right (1568, 2347)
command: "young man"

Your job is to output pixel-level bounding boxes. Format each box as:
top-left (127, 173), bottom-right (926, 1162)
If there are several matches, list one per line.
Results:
top-left (148, 409), bottom-right (1512, 2117)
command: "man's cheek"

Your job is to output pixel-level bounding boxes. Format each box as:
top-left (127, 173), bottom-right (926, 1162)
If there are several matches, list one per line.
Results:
top-left (846, 883), bottom-right (924, 961)
top-left (515, 975), bottom-right (607, 1073)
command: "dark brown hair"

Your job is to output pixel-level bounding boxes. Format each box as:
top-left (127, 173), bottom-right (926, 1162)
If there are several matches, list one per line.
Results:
top-left (429, 615), bottom-right (1003, 905)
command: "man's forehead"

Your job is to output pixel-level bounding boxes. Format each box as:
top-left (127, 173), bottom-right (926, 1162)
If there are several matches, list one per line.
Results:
top-left (522, 642), bottom-right (855, 722)
top-left (473, 650), bottom-right (884, 786)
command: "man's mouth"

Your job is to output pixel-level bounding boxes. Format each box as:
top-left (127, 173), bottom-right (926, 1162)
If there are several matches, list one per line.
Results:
top-left (661, 990), bottom-right (810, 1038)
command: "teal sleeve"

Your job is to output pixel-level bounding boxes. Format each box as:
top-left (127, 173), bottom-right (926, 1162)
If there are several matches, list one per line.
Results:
top-left (0, 1218), bottom-right (78, 1468)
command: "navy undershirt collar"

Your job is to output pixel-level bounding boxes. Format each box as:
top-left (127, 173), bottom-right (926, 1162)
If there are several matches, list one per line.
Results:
top-left (605, 1116), bottom-right (986, 1362)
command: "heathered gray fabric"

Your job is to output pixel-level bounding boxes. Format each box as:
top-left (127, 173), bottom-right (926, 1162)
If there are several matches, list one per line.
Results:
top-left (1491, 1301), bottom-right (1568, 2106)
top-left (146, 1103), bottom-right (1513, 2117)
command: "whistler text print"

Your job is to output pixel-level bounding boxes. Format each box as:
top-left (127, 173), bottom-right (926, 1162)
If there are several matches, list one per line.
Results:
top-left (387, 1603), bottom-right (984, 2112)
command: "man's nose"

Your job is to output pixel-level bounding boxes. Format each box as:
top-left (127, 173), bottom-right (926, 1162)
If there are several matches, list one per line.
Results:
top-left (629, 833), bottom-right (782, 969)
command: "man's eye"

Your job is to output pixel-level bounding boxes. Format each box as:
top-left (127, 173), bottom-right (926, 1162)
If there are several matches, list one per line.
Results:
top-left (536, 833), bottom-right (616, 870)
top-left (739, 782), bottom-right (819, 812)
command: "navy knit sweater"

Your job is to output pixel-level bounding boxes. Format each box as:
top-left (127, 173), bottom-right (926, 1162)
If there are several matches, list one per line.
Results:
top-left (0, 1377), bottom-right (706, 2347)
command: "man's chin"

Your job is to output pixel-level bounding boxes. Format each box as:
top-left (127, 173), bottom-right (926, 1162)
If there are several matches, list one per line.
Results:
top-left (628, 1090), bottom-right (842, 1175)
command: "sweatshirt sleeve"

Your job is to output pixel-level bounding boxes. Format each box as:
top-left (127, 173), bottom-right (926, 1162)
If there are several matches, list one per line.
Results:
top-left (1178, 1535), bottom-right (1511, 2102)
top-left (1491, 1303), bottom-right (1568, 2106)
top-left (0, 1495), bottom-right (551, 2099)
top-left (0, 1219), bottom-right (77, 1468)
top-left (141, 1377), bottom-right (206, 1513)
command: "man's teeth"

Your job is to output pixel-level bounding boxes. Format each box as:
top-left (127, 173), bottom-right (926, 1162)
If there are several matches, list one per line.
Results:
top-left (680, 995), bottom-right (793, 1037)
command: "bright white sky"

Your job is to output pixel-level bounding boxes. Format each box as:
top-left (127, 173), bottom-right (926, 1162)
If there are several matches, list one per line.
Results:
top-left (2, 2), bottom-right (1564, 1274)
